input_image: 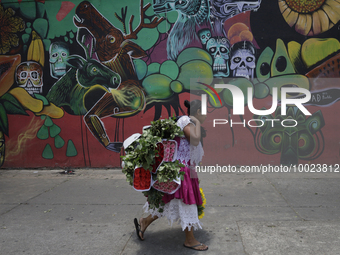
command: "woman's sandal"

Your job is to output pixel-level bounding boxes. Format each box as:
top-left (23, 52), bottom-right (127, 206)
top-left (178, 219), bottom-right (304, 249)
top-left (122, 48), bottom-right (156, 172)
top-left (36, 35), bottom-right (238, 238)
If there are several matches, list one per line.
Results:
top-left (183, 243), bottom-right (208, 251)
top-left (133, 218), bottom-right (144, 241)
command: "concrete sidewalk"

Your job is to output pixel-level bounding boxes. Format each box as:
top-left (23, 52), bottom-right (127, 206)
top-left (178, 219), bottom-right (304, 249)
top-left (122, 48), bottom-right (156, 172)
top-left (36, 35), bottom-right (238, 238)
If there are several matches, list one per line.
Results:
top-left (0, 168), bottom-right (340, 254)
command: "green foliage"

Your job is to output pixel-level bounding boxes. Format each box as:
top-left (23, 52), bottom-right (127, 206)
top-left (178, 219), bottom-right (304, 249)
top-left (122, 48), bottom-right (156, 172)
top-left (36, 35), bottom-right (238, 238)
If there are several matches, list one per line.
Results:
top-left (156, 161), bottom-right (185, 183)
top-left (149, 117), bottom-right (183, 140)
top-left (143, 187), bottom-right (165, 212)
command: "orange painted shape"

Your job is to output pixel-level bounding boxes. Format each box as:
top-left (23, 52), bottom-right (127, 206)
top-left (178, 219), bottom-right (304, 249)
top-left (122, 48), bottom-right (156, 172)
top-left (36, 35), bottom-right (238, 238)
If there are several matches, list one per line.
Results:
top-left (56, 1), bottom-right (76, 21)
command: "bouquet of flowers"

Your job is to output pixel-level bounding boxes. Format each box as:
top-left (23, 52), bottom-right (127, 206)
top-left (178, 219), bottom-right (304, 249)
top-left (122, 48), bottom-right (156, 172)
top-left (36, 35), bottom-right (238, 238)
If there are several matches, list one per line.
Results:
top-left (121, 117), bottom-right (185, 212)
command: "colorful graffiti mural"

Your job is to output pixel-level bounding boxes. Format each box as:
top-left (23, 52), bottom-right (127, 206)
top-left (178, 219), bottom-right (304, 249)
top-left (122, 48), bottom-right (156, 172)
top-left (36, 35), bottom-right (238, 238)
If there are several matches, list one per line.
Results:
top-left (0, 0), bottom-right (339, 168)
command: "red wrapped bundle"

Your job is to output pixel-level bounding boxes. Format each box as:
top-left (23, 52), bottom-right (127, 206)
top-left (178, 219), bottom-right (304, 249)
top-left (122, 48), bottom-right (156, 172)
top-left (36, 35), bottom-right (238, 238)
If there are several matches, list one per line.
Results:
top-left (133, 167), bottom-right (151, 191)
top-left (152, 179), bottom-right (180, 194)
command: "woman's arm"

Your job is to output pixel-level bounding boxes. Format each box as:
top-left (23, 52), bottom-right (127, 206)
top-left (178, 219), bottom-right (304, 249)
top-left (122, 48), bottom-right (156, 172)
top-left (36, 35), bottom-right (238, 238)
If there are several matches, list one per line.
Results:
top-left (183, 116), bottom-right (201, 146)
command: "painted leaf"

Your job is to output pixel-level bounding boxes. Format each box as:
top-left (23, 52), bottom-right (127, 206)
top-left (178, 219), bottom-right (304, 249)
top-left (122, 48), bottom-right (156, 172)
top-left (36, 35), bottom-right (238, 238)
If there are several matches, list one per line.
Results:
top-left (42, 144), bottom-right (53, 159)
top-left (49, 124), bottom-right (61, 138)
top-left (1, 93), bottom-right (28, 115)
top-left (66, 140), bottom-right (77, 157)
top-left (54, 135), bottom-right (65, 149)
top-left (37, 125), bottom-right (49, 139)
top-left (44, 116), bottom-right (53, 127)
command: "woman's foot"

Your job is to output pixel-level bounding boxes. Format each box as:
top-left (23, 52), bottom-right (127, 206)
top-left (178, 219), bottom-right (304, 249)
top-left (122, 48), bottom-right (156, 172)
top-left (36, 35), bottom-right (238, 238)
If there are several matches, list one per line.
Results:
top-left (134, 215), bottom-right (158, 241)
top-left (139, 217), bottom-right (146, 240)
top-left (183, 241), bottom-right (208, 251)
top-left (184, 227), bottom-right (208, 251)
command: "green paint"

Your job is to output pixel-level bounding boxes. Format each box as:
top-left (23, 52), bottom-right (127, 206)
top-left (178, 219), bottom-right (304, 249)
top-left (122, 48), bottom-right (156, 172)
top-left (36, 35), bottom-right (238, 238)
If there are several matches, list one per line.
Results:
top-left (170, 81), bottom-right (183, 93)
top-left (19, 2), bottom-right (36, 20)
top-left (37, 125), bottom-right (49, 140)
top-left (36, 2), bottom-right (46, 19)
top-left (33, 18), bottom-right (49, 39)
top-left (132, 27), bottom-right (159, 51)
top-left (133, 59), bottom-right (148, 80)
top-left (146, 62), bottom-right (161, 76)
top-left (157, 19), bottom-right (171, 34)
top-left (256, 47), bottom-right (274, 82)
top-left (42, 144), bottom-right (53, 159)
top-left (271, 39), bottom-right (295, 76)
top-left (160, 60), bottom-right (179, 80)
top-left (221, 78), bottom-right (253, 107)
top-left (49, 124), bottom-right (61, 138)
top-left (142, 74), bottom-right (173, 99)
top-left (176, 47), bottom-right (213, 67)
top-left (43, 39), bottom-right (51, 51)
top-left (66, 140), bottom-right (77, 157)
top-left (254, 82), bottom-right (270, 99)
top-left (22, 34), bottom-right (30, 44)
top-left (177, 60), bottom-right (213, 90)
top-left (159, 11), bottom-right (178, 24)
top-left (44, 116), bottom-right (53, 127)
top-left (54, 135), bottom-right (65, 149)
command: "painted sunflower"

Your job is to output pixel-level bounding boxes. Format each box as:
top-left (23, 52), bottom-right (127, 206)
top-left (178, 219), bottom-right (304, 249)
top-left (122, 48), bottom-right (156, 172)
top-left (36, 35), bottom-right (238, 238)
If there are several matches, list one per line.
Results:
top-left (279, 0), bottom-right (340, 36)
top-left (0, 6), bottom-right (25, 54)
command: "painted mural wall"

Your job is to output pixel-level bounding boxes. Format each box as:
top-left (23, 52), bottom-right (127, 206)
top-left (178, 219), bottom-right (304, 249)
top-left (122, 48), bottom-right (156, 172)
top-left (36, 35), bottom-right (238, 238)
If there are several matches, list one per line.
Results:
top-left (0, 0), bottom-right (339, 168)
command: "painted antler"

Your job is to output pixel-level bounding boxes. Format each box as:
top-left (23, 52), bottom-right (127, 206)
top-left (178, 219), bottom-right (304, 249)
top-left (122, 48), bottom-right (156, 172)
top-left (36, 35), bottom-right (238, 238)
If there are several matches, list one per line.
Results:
top-left (124, 0), bottom-right (165, 40)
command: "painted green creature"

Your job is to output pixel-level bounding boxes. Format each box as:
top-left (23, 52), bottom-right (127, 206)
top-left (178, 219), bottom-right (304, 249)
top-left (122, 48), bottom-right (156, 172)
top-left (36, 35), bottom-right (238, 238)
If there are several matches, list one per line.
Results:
top-left (46, 55), bottom-right (121, 115)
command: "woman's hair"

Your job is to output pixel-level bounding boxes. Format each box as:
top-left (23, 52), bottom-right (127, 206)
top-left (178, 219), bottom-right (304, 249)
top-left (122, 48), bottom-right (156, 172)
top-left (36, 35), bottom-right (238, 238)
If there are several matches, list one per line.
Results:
top-left (184, 100), bottom-right (201, 116)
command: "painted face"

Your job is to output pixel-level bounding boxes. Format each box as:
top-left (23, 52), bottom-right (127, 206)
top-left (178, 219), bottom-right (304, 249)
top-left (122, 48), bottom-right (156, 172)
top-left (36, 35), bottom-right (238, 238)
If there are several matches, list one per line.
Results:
top-left (198, 28), bottom-right (211, 46)
top-left (230, 49), bottom-right (256, 79)
top-left (49, 42), bottom-right (69, 79)
top-left (206, 37), bottom-right (230, 77)
top-left (16, 61), bottom-right (43, 95)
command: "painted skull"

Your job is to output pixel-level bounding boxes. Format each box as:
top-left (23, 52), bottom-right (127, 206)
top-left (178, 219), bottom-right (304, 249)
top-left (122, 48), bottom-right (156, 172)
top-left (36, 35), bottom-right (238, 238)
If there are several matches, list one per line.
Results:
top-left (198, 28), bottom-right (211, 47)
top-left (206, 37), bottom-right (230, 77)
top-left (230, 41), bottom-right (256, 79)
top-left (49, 42), bottom-right (69, 79)
top-left (16, 61), bottom-right (43, 95)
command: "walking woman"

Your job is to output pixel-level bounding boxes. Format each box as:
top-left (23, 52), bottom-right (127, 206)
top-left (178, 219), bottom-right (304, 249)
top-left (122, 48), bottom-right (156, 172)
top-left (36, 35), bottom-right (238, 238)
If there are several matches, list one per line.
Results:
top-left (134, 99), bottom-right (208, 251)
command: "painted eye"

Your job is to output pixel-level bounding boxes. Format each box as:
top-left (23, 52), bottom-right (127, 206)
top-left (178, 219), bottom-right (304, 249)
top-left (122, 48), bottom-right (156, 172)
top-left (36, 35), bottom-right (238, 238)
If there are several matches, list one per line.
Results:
top-left (20, 72), bottom-right (27, 78)
top-left (276, 56), bottom-right (287, 72)
top-left (246, 57), bottom-right (254, 62)
top-left (260, 62), bottom-right (270, 76)
top-left (110, 37), bottom-right (115, 43)
top-left (61, 52), bottom-right (67, 57)
top-left (31, 71), bottom-right (38, 80)
top-left (233, 57), bottom-right (241, 63)
top-left (220, 47), bottom-right (228, 53)
top-left (92, 67), bottom-right (97, 72)
top-left (209, 47), bottom-right (216, 54)
top-left (52, 53), bottom-right (58, 58)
